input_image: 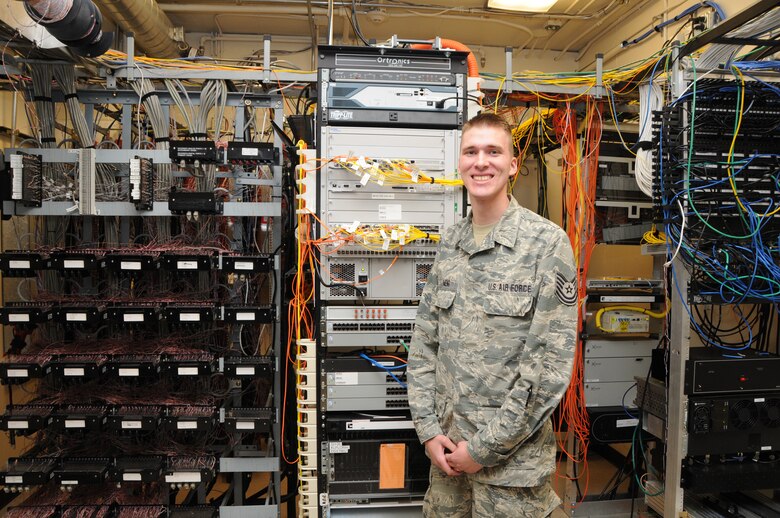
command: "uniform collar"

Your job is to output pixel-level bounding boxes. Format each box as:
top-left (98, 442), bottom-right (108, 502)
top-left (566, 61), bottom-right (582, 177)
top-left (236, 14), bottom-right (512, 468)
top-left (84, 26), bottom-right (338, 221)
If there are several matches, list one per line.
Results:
top-left (456, 197), bottom-right (523, 255)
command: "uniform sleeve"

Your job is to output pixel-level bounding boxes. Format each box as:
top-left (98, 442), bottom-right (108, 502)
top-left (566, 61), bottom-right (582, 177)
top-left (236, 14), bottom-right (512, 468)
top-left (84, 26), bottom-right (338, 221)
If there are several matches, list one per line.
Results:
top-left (467, 231), bottom-right (577, 467)
top-left (407, 254), bottom-right (443, 444)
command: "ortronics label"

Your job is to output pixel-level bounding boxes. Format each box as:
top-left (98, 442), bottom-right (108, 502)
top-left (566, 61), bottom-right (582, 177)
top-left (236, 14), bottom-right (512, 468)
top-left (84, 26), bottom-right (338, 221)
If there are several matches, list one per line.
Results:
top-left (177, 421), bottom-right (198, 430)
top-left (65, 419), bottom-right (86, 428)
top-left (177, 367), bottom-right (199, 376)
top-left (615, 418), bottom-right (639, 428)
top-left (235, 312), bottom-right (255, 321)
top-left (63, 259), bottom-right (85, 269)
top-left (179, 313), bottom-right (201, 322)
top-left (66, 313), bottom-right (88, 322)
top-left (7, 420), bottom-right (28, 429)
top-left (234, 261), bottom-right (254, 270)
top-left (64, 367), bottom-right (85, 376)
top-left (124, 314), bottom-right (145, 322)
top-left (235, 367), bottom-right (255, 376)
top-left (122, 421), bottom-right (142, 429)
top-left (236, 421), bottom-right (255, 430)
top-left (329, 441), bottom-right (350, 454)
top-left (119, 368), bottom-right (140, 377)
top-left (120, 261), bottom-right (142, 270)
top-left (177, 261), bottom-right (198, 270)
top-left (599, 296), bottom-right (656, 303)
top-left (8, 314), bottom-right (30, 323)
top-left (333, 372), bottom-right (358, 385)
top-left (334, 54), bottom-right (452, 71)
top-left (7, 369), bottom-right (28, 378)
top-left (165, 472), bottom-right (201, 483)
top-left (8, 260), bottom-right (30, 269)
top-left (123, 473), bottom-right (143, 481)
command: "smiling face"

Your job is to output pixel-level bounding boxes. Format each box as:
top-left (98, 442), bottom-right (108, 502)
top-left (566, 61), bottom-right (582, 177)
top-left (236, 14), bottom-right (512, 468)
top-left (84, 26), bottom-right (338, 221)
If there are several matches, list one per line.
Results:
top-left (459, 124), bottom-right (518, 209)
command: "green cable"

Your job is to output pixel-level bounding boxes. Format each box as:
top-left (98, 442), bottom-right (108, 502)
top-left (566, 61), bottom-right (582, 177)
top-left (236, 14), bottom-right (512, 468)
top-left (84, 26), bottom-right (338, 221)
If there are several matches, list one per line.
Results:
top-left (399, 339), bottom-right (410, 352)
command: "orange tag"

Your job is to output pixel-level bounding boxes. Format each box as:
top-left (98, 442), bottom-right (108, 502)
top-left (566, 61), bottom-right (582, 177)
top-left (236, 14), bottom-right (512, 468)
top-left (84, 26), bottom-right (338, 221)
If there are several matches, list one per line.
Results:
top-left (379, 443), bottom-right (406, 489)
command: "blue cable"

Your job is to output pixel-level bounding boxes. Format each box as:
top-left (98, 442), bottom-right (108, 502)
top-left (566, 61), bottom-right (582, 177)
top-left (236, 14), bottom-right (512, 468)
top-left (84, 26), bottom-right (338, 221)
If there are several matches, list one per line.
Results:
top-left (359, 353), bottom-right (407, 388)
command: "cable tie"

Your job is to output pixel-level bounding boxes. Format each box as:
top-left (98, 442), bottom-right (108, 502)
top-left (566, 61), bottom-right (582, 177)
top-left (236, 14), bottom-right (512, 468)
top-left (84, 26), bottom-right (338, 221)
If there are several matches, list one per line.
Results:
top-left (33, 96), bottom-right (52, 102)
top-left (63, 93), bottom-right (79, 101)
top-left (139, 92), bottom-right (157, 104)
top-left (430, 177), bottom-right (435, 184)
top-left (41, 137), bottom-right (56, 143)
top-left (155, 137), bottom-right (170, 143)
top-left (635, 140), bottom-right (654, 151)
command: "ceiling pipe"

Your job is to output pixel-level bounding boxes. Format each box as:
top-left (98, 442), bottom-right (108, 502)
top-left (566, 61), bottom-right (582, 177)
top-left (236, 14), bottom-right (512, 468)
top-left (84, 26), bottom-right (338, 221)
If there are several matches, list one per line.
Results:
top-left (92, 0), bottom-right (186, 58)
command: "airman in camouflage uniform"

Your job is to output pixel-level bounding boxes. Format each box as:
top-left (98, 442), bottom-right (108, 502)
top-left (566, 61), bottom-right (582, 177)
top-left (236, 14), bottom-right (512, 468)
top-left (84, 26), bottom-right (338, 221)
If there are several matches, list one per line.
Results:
top-left (408, 112), bottom-right (577, 517)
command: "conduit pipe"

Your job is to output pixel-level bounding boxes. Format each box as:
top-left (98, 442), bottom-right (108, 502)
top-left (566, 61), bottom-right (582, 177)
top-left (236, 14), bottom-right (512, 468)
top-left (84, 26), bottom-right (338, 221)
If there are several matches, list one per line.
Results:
top-left (412, 39), bottom-right (479, 77)
top-left (92, 0), bottom-right (186, 58)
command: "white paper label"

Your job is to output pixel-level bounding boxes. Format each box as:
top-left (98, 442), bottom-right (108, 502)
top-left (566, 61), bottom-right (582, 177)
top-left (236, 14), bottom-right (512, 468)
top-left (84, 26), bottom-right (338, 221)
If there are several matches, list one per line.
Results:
top-left (123, 473), bottom-right (143, 481)
top-left (61, 480), bottom-right (79, 485)
top-left (124, 313), bottom-right (145, 322)
top-left (360, 173), bottom-right (371, 186)
top-left (762, 446), bottom-right (772, 451)
top-left (177, 367), bottom-right (199, 376)
top-left (234, 261), bottom-right (254, 270)
top-left (5, 476), bottom-right (23, 484)
top-left (122, 420), bottom-right (143, 429)
top-left (165, 472), bottom-right (201, 483)
top-left (8, 420), bottom-right (29, 429)
top-left (8, 314), bottom-right (29, 323)
top-left (235, 366), bottom-right (255, 376)
top-left (7, 369), bottom-right (28, 378)
top-left (242, 147), bottom-right (259, 156)
top-left (346, 221), bottom-right (360, 233)
top-left (8, 260), bottom-right (30, 269)
top-left (329, 441), bottom-right (350, 454)
top-left (179, 313), bottom-right (201, 322)
top-left (119, 368), bottom-right (140, 377)
top-left (615, 418), bottom-right (639, 428)
top-left (177, 261), bottom-right (198, 270)
top-left (377, 204), bottom-right (403, 221)
top-left (599, 296), bottom-right (656, 303)
top-left (121, 261), bottom-right (142, 270)
top-left (63, 259), bottom-right (85, 269)
top-left (755, 398), bottom-right (766, 403)
top-left (65, 419), bottom-right (86, 428)
top-left (346, 419), bottom-right (414, 431)
top-left (177, 421), bottom-right (198, 430)
top-left (236, 421), bottom-right (255, 430)
top-left (333, 372), bottom-right (359, 385)
top-left (66, 312), bottom-right (88, 322)
top-left (371, 193), bottom-right (395, 199)
top-left (64, 367), bottom-right (85, 377)
top-left (235, 312), bottom-right (255, 321)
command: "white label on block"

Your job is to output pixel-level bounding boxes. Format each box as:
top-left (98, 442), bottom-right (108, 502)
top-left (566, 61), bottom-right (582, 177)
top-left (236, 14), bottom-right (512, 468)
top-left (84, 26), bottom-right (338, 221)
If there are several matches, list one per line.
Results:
top-left (7, 369), bottom-right (28, 378)
top-left (8, 260), bottom-right (30, 269)
top-left (124, 313), bottom-right (145, 322)
top-left (235, 366), bottom-right (255, 376)
top-left (235, 312), bottom-right (255, 321)
top-left (119, 368), bottom-right (140, 377)
top-left (762, 445), bottom-right (772, 451)
top-left (236, 421), bottom-right (255, 430)
top-left (234, 261), bottom-right (254, 270)
top-left (177, 261), bottom-right (198, 270)
top-left (5, 476), bottom-right (23, 484)
top-left (121, 261), bottom-right (142, 270)
top-left (64, 367), bottom-right (85, 377)
top-left (242, 147), bottom-right (259, 156)
top-left (615, 418), bottom-right (639, 428)
top-left (65, 419), bottom-right (86, 428)
top-left (122, 421), bottom-right (142, 429)
top-left (8, 314), bottom-right (30, 323)
top-left (61, 480), bottom-right (79, 485)
top-left (165, 472), bottom-right (201, 483)
top-left (177, 421), bottom-right (198, 430)
top-left (63, 259), bottom-right (85, 269)
top-left (333, 372), bottom-right (359, 385)
top-left (329, 441), bottom-right (350, 454)
top-left (123, 473), bottom-right (143, 481)
top-left (8, 420), bottom-right (29, 429)
top-left (66, 312), bottom-right (88, 322)
top-left (177, 367), bottom-right (199, 376)
top-left (179, 313), bottom-right (201, 322)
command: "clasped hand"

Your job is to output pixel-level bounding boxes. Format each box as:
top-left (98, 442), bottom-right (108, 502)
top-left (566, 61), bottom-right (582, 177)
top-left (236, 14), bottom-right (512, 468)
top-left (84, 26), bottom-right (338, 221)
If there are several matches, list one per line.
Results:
top-left (425, 435), bottom-right (483, 476)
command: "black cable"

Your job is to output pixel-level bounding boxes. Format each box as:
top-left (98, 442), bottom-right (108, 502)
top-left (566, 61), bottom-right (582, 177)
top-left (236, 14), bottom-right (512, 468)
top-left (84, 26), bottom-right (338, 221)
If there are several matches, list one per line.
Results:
top-left (350, 0), bottom-right (371, 46)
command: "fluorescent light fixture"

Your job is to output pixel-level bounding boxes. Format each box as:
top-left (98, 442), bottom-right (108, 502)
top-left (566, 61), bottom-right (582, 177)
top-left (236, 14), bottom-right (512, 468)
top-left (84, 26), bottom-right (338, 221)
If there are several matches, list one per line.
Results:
top-left (487, 0), bottom-right (558, 13)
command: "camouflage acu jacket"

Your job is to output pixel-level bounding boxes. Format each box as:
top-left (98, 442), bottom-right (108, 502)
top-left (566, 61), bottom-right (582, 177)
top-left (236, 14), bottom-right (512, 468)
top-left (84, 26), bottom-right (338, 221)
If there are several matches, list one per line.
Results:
top-left (407, 197), bottom-right (577, 487)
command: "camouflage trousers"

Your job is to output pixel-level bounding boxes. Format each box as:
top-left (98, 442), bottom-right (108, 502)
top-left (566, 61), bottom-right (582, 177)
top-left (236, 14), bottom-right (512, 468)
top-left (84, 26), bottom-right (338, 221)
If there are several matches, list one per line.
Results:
top-left (423, 467), bottom-right (560, 518)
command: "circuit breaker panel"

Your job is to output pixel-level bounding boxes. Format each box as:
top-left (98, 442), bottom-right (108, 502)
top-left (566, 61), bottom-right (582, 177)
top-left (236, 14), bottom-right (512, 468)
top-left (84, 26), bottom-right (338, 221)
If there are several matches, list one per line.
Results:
top-left (311, 45), bottom-right (469, 516)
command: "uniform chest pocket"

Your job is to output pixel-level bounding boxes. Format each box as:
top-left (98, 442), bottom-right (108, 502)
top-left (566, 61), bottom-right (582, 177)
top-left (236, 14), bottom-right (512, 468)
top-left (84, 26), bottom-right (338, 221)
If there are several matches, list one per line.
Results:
top-left (433, 290), bottom-right (456, 310)
top-left (480, 294), bottom-right (534, 357)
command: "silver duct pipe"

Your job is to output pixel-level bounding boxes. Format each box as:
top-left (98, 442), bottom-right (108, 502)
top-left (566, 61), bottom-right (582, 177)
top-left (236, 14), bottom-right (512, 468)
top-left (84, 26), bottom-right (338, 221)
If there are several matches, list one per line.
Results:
top-left (92, 0), bottom-right (185, 58)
